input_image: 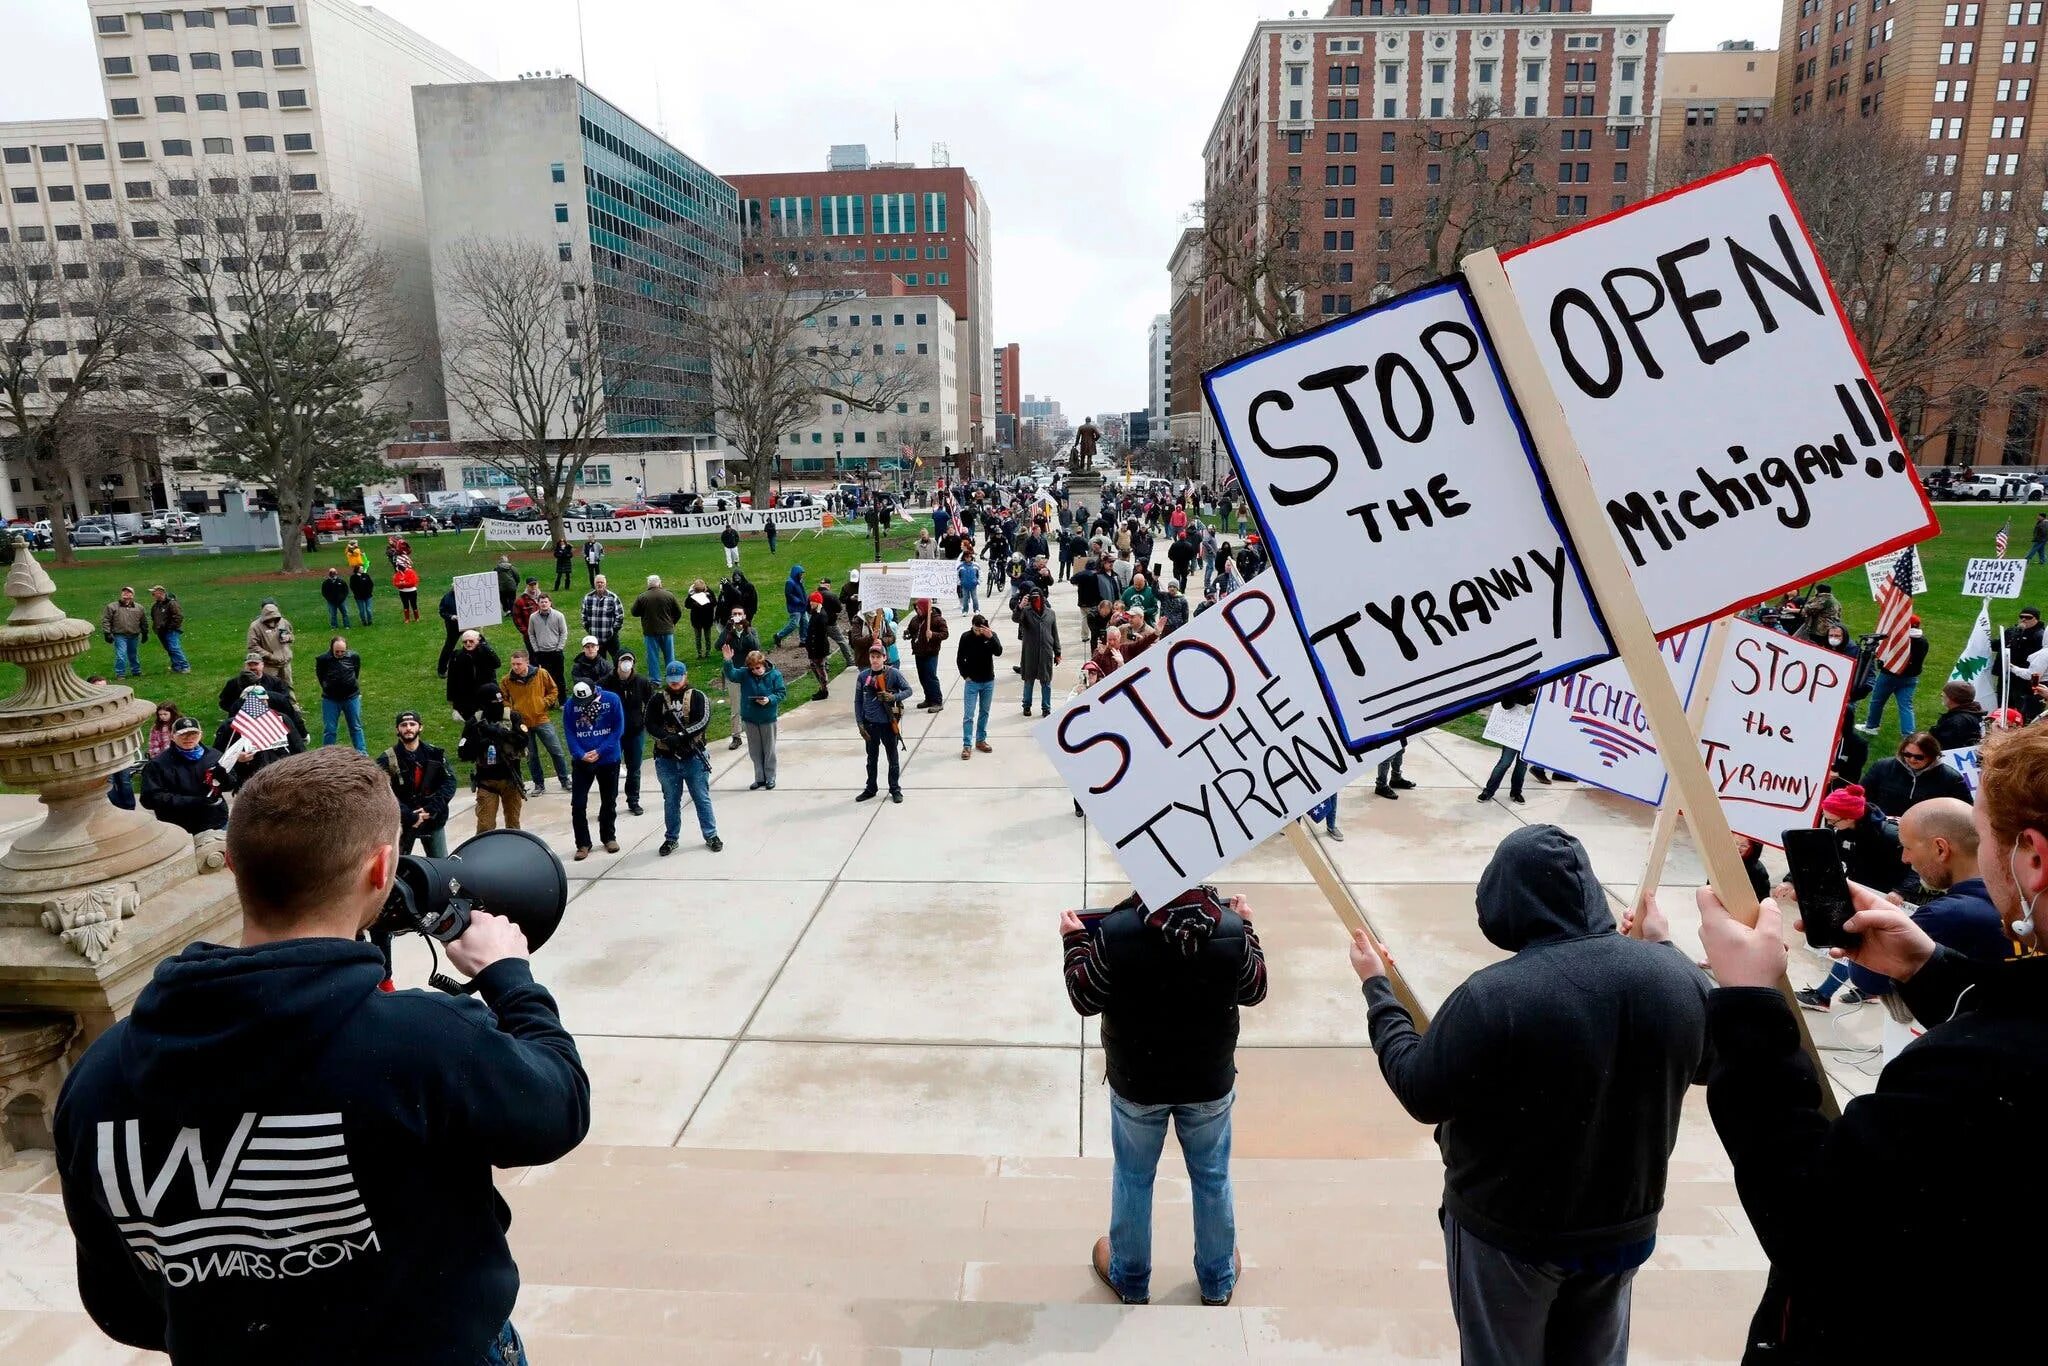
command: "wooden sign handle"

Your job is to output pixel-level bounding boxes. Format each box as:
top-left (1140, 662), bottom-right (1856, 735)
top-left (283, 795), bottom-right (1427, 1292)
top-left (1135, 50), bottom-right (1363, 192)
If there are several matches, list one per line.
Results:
top-left (1463, 250), bottom-right (1840, 1121)
top-left (1284, 820), bottom-right (1432, 1028)
top-left (1629, 619), bottom-right (1732, 936)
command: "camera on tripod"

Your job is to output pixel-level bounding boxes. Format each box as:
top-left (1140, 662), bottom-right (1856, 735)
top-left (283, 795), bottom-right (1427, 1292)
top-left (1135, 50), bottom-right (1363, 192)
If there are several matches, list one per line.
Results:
top-left (372, 829), bottom-right (569, 993)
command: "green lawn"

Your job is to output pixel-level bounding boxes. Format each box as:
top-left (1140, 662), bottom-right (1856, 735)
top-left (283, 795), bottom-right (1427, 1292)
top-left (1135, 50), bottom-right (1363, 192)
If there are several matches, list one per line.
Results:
top-left (7, 521), bottom-right (928, 765)
top-left (1439, 504), bottom-right (2036, 758)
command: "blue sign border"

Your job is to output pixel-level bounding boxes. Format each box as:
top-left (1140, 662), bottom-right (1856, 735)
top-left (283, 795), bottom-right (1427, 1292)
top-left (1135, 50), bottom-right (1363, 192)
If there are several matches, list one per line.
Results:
top-left (1200, 277), bottom-right (1616, 753)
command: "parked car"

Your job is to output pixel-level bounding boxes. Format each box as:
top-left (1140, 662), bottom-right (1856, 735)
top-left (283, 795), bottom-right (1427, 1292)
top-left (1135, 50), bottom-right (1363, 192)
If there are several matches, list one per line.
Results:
top-left (575, 501), bottom-right (619, 519)
top-left (377, 501), bottom-right (441, 533)
top-left (774, 491), bottom-right (817, 509)
top-left (70, 518), bottom-right (133, 547)
top-left (1952, 471), bottom-right (2043, 501)
top-left (612, 501), bottom-right (658, 519)
top-left (306, 506), bottom-right (365, 534)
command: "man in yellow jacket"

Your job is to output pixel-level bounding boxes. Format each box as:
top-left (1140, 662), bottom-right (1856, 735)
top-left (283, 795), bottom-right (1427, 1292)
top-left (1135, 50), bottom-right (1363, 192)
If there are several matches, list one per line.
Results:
top-left (502, 648), bottom-right (571, 797)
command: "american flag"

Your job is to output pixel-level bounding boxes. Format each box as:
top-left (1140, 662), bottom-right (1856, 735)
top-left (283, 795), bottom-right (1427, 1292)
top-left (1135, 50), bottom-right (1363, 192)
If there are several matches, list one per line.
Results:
top-left (1995, 518), bottom-right (2012, 558)
top-left (1875, 546), bottom-right (1919, 673)
top-left (231, 702), bottom-right (290, 752)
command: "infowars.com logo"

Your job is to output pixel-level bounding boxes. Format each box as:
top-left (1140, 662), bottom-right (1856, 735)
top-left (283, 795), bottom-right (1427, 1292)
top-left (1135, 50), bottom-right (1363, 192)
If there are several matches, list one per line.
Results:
top-left (95, 1112), bottom-right (379, 1286)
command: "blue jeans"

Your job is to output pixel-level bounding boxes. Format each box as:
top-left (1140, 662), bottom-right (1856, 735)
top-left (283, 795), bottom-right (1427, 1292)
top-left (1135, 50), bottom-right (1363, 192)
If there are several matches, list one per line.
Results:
top-left (916, 653), bottom-right (944, 705)
top-left (656, 751), bottom-right (716, 842)
top-left (483, 1320), bottom-right (526, 1365)
top-left (643, 632), bottom-right (676, 678)
top-left (775, 607), bottom-right (810, 646)
top-left (962, 679), bottom-right (995, 745)
top-left (111, 634), bottom-right (141, 677)
top-left (327, 601), bottom-right (347, 627)
top-left (354, 596), bottom-right (373, 624)
top-left (1865, 671), bottom-right (1918, 733)
top-left (159, 628), bottom-right (189, 672)
top-left (526, 720), bottom-right (570, 786)
top-left (322, 695), bottom-right (366, 753)
top-left (1107, 1089), bottom-right (1237, 1303)
top-left (1022, 677), bottom-right (1052, 713)
top-left (2031, 540), bottom-right (2047, 565)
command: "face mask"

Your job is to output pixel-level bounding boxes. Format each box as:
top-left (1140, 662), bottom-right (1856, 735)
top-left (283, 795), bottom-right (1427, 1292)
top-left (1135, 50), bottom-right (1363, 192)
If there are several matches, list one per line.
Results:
top-left (619, 661), bottom-right (634, 677)
top-left (177, 742), bottom-right (206, 760)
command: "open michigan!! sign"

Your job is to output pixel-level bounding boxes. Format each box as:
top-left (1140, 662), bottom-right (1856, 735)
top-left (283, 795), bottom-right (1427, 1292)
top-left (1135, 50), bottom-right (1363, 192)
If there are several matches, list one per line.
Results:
top-left (1205, 281), bottom-right (1613, 751)
top-left (1498, 158), bottom-right (1938, 637)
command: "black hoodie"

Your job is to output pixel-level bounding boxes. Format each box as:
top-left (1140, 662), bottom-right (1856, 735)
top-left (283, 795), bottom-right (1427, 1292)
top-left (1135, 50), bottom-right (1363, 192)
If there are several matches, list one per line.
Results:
top-left (1363, 825), bottom-right (1711, 1260)
top-left (55, 939), bottom-right (588, 1363)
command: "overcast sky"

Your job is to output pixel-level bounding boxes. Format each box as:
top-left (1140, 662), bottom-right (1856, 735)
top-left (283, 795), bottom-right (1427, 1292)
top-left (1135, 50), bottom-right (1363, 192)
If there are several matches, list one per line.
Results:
top-left (0, 0), bottom-right (1782, 426)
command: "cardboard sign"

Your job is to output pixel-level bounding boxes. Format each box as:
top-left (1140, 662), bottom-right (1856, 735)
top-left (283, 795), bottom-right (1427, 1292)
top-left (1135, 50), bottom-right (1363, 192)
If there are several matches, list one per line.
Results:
top-left (1963, 557), bottom-right (2027, 599)
top-left (1498, 158), bottom-right (1938, 638)
top-left (479, 507), bottom-right (823, 543)
top-left (1948, 744), bottom-right (1984, 796)
top-left (907, 558), bottom-right (958, 599)
top-left (1694, 618), bottom-right (1853, 846)
top-left (1863, 548), bottom-right (1929, 598)
top-left (452, 572), bottom-right (502, 631)
top-left (1038, 572), bottom-right (1389, 907)
top-left (856, 565), bottom-right (916, 611)
top-left (1203, 280), bottom-right (1612, 751)
top-left (1521, 624), bottom-right (1715, 805)
top-left (1481, 702), bottom-right (1533, 751)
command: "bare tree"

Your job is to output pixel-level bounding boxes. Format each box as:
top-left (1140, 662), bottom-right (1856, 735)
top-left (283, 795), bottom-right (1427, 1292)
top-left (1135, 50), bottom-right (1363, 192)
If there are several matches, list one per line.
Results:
top-left (704, 237), bottom-right (932, 506)
top-left (1387, 99), bottom-right (1557, 292)
top-left (172, 167), bottom-right (415, 571)
top-left (0, 224), bottom-right (177, 563)
top-left (435, 236), bottom-right (619, 543)
top-left (1660, 118), bottom-right (2048, 462)
top-left (1188, 178), bottom-right (1327, 366)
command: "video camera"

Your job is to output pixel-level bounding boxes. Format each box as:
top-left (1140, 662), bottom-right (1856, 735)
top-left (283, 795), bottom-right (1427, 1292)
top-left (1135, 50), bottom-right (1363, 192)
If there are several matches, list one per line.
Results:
top-left (373, 829), bottom-right (569, 995)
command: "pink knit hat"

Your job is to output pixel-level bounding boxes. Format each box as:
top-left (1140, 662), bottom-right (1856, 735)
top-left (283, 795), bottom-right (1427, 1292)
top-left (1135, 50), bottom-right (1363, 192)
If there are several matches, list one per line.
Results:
top-left (1819, 785), bottom-right (1867, 821)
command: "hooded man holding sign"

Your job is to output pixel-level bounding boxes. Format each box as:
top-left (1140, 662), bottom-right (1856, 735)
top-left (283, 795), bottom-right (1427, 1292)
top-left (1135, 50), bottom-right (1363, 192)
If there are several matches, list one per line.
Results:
top-left (1349, 825), bottom-right (1711, 1364)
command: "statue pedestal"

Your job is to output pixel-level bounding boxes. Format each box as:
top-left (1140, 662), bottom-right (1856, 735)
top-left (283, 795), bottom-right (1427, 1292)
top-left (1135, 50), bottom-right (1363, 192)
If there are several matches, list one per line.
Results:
top-left (0, 863), bottom-right (241, 1052)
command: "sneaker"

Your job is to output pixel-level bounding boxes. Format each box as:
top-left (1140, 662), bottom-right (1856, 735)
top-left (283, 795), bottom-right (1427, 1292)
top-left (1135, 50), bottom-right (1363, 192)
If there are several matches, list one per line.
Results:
top-left (890, 791), bottom-right (904, 803)
top-left (557, 779), bottom-right (572, 793)
top-left (975, 741), bottom-right (992, 753)
top-left (729, 736), bottom-right (744, 750)
top-left (1837, 986), bottom-right (1872, 1006)
top-left (1375, 785), bottom-right (1398, 800)
top-left (706, 835), bottom-right (723, 852)
top-left (1476, 792), bottom-right (1495, 804)
top-left (528, 784), bottom-right (546, 799)
top-left (1389, 777), bottom-right (1417, 790)
top-left (659, 840), bottom-right (676, 857)
top-left (627, 804), bottom-right (644, 816)
top-left (603, 840), bottom-right (619, 853)
top-left (1325, 828), bottom-right (1345, 841)
top-left (766, 781), bottom-right (775, 789)
top-left (856, 789), bottom-right (878, 802)
top-left (1091, 1236), bottom-right (1146, 1307)
top-left (1793, 987), bottom-right (1829, 1012)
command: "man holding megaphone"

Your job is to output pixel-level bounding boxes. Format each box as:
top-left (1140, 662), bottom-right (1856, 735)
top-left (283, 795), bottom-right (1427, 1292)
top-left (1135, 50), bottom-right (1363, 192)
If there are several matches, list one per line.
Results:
top-left (53, 749), bottom-right (588, 1364)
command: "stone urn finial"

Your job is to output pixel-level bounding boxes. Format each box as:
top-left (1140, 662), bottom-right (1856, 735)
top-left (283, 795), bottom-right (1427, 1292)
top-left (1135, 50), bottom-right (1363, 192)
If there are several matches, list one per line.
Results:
top-left (0, 538), bottom-right (189, 923)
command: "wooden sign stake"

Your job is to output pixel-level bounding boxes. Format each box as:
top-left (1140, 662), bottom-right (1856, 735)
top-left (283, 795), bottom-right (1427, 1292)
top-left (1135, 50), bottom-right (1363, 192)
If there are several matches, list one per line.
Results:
top-left (1284, 820), bottom-right (1432, 1028)
top-left (1629, 619), bottom-right (1732, 936)
top-left (1464, 250), bottom-right (1841, 1120)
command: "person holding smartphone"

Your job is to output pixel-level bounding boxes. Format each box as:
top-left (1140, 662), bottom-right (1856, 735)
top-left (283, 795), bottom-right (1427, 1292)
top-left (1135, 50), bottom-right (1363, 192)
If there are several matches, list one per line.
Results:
top-left (1693, 725), bottom-right (2048, 1363)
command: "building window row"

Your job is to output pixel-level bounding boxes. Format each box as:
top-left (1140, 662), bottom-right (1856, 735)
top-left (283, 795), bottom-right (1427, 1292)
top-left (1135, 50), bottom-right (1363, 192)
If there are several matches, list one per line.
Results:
top-left (101, 7), bottom-right (297, 35)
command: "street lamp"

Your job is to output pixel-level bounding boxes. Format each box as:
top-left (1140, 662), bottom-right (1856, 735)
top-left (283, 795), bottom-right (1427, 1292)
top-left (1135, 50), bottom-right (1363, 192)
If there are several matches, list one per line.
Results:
top-left (637, 455), bottom-right (647, 505)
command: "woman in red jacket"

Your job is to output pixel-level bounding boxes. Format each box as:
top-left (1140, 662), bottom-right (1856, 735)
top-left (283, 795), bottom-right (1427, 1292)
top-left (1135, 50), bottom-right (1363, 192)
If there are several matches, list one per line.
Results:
top-left (392, 557), bottom-right (422, 623)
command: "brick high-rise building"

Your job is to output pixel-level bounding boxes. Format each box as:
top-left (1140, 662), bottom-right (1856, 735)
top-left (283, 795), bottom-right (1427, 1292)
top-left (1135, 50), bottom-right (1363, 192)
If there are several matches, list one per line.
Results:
top-left (726, 153), bottom-right (993, 455)
top-left (1201, 0), bottom-right (1667, 346)
top-left (994, 341), bottom-right (1020, 419)
top-left (1778, 0), bottom-right (2048, 466)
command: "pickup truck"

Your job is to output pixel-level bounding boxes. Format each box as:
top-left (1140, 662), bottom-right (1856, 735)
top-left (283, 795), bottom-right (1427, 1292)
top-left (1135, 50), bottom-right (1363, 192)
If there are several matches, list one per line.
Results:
top-left (1951, 472), bottom-right (2043, 501)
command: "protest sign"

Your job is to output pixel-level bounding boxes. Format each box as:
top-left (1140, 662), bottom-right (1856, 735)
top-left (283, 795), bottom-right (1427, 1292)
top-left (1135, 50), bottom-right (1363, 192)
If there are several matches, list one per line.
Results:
top-left (1962, 557), bottom-right (2027, 600)
top-left (907, 558), bottom-right (958, 599)
top-left (1863, 548), bottom-right (1928, 598)
top-left (480, 506), bottom-right (824, 544)
top-left (1693, 618), bottom-right (1852, 846)
top-left (1203, 279), bottom-right (1612, 752)
top-left (452, 572), bottom-right (502, 631)
top-left (1949, 744), bottom-right (1984, 796)
top-left (856, 565), bottom-right (916, 611)
top-left (1497, 157), bottom-right (1938, 637)
top-left (1521, 624), bottom-right (1715, 806)
top-left (1037, 572), bottom-right (1390, 908)
top-left (1481, 701), bottom-right (1533, 751)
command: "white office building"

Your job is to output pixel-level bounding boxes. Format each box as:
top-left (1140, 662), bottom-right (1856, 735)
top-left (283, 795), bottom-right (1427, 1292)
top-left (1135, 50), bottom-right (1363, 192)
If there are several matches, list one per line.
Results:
top-left (0, 0), bottom-right (487, 518)
top-left (1147, 313), bottom-right (1171, 444)
top-left (776, 294), bottom-right (958, 477)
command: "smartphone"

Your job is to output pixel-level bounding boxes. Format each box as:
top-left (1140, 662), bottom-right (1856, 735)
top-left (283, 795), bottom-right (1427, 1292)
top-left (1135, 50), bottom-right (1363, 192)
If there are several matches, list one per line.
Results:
top-left (1782, 827), bottom-right (1862, 951)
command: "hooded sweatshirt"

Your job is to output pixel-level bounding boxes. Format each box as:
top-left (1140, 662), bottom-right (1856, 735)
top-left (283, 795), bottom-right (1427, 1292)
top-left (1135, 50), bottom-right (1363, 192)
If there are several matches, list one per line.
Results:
top-left (1363, 825), bottom-right (1712, 1261)
top-left (563, 685), bottom-right (625, 763)
top-left (53, 938), bottom-right (588, 1364)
